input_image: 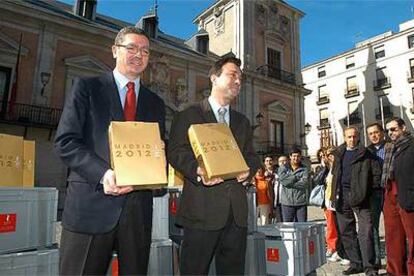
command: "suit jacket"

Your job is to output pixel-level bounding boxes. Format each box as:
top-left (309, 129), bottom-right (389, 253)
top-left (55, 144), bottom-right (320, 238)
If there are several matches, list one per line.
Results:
top-left (55, 72), bottom-right (166, 234)
top-left (167, 99), bottom-right (260, 230)
top-left (393, 135), bottom-right (414, 211)
top-left (331, 144), bottom-right (380, 209)
top-left (367, 142), bottom-right (386, 190)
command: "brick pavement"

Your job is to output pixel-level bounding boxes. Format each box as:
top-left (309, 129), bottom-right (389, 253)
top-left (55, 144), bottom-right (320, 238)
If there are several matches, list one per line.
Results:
top-left (308, 206), bottom-right (387, 276)
top-left (55, 207), bottom-right (387, 275)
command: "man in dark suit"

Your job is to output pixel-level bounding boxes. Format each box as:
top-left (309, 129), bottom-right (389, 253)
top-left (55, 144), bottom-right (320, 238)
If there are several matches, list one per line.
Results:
top-left (366, 122), bottom-right (386, 269)
top-left (168, 55), bottom-right (260, 275)
top-left (55, 27), bottom-right (165, 275)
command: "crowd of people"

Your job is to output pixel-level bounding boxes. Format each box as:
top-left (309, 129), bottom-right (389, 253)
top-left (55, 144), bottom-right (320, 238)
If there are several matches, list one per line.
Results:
top-left (251, 118), bottom-right (414, 276)
top-left (55, 24), bottom-right (413, 276)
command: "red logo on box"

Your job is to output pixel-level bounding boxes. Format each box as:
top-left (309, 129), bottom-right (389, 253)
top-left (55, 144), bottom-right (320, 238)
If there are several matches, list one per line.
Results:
top-left (0, 214), bottom-right (17, 233)
top-left (309, 240), bottom-right (315, 255)
top-left (267, 248), bottom-right (280, 262)
top-left (170, 197), bottom-right (177, 215)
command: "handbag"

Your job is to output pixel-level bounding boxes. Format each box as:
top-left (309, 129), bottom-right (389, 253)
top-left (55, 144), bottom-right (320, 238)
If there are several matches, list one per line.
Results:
top-left (309, 184), bottom-right (325, 207)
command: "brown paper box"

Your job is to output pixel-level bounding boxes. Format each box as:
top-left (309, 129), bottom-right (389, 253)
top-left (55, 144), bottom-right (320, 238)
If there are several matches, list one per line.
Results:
top-left (167, 164), bottom-right (184, 188)
top-left (108, 122), bottom-right (167, 188)
top-left (0, 134), bottom-right (24, 187)
top-left (23, 140), bottom-right (35, 187)
top-left (188, 123), bottom-right (249, 181)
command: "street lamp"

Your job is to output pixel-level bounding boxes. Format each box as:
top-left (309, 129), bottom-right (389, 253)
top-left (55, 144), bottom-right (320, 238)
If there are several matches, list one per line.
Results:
top-left (252, 112), bottom-right (264, 130)
top-left (300, 122), bottom-right (312, 137)
top-left (40, 72), bottom-right (51, 96)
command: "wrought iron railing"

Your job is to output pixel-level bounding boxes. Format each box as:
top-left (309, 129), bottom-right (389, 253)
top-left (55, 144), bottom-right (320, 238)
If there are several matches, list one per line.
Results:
top-left (255, 141), bottom-right (299, 157)
top-left (375, 107), bottom-right (393, 120)
top-left (344, 87), bottom-right (360, 98)
top-left (343, 112), bottom-right (361, 126)
top-left (373, 77), bottom-right (391, 90)
top-left (317, 118), bottom-right (331, 130)
top-left (0, 101), bottom-right (62, 129)
top-left (256, 65), bottom-right (296, 85)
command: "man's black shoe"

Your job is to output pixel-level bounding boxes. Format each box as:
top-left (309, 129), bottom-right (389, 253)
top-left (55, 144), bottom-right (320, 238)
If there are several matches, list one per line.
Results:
top-left (342, 266), bottom-right (364, 275)
top-left (365, 268), bottom-right (379, 276)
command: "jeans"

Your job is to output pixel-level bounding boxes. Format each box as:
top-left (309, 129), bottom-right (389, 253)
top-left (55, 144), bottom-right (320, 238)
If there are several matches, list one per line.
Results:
top-left (281, 205), bottom-right (307, 222)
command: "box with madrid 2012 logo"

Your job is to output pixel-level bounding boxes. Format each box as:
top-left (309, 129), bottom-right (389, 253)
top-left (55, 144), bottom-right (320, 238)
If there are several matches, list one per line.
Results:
top-left (188, 123), bottom-right (249, 181)
top-left (108, 121), bottom-right (167, 189)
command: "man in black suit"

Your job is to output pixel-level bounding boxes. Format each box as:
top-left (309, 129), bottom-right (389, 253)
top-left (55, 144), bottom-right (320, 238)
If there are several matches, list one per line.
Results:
top-left (55, 27), bottom-right (165, 275)
top-left (168, 55), bottom-right (260, 275)
top-left (366, 122), bottom-right (386, 269)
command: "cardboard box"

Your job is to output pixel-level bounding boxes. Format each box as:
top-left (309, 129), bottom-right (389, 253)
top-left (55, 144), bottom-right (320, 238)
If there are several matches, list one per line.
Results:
top-left (0, 134), bottom-right (24, 187)
top-left (108, 122), bottom-right (167, 188)
top-left (188, 123), bottom-right (249, 181)
top-left (167, 164), bottom-right (184, 188)
top-left (23, 140), bottom-right (35, 187)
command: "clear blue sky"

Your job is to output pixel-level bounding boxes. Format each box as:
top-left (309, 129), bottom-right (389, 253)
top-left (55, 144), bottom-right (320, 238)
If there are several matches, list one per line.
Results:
top-left (61, 0), bottom-right (414, 67)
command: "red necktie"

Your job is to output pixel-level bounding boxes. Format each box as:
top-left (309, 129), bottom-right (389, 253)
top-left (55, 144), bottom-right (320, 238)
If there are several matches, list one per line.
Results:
top-left (124, 82), bottom-right (136, 121)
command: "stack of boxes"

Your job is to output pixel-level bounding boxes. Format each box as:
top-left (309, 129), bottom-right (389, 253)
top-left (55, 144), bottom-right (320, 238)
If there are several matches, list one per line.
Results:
top-left (0, 133), bottom-right (59, 276)
top-left (149, 190), bottom-right (173, 275)
top-left (258, 222), bottom-right (326, 275)
top-left (107, 190), bottom-right (174, 276)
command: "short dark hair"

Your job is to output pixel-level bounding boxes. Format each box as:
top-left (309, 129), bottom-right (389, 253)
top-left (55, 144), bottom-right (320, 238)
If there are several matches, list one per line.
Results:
top-left (385, 117), bottom-right (406, 128)
top-left (289, 146), bottom-right (301, 156)
top-left (366, 122), bottom-right (384, 132)
top-left (114, 26), bottom-right (149, 45)
top-left (264, 155), bottom-right (273, 160)
top-left (209, 54), bottom-right (242, 78)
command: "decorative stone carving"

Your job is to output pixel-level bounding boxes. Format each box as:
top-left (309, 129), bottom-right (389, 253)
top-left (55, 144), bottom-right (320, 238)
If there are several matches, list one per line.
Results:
top-left (149, 55), bottom-right (170, 100)
top-left (213, 6), bottom-right (225, 37)
top-left (267, 3), bottom-right (278, 31)
top-left (174, 77), bottom-right (189, 108)
top-left (280, 15), bottom-right (290, 38)
top-left (255, 3), bottom-right (266, 26)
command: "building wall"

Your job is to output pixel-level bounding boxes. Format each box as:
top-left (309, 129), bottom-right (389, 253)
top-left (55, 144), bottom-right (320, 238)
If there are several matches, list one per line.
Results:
top-left (195, 0), bottom-right (309, 158)
top-left (303, 19), bottom-right (414, 160)
top-left (205, 3), bottom-right (235, 56)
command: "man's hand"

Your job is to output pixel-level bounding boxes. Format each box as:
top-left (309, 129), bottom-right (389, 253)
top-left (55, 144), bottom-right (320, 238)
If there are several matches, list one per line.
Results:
top-left (102, 169), bottom-right (133, 196)
top-left (197, 166), bottom-right (224, 186)
top-left (236, 170), bottom-right (250, 183)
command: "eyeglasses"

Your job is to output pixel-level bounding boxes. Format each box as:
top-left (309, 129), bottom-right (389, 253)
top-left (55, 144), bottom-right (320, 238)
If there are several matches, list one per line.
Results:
top-left (116, 44), bottom-right (150, 56)
top-left (386, 127), bottom-right (398, 132)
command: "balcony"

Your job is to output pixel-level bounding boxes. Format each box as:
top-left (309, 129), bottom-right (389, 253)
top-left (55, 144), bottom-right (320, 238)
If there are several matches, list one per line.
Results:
top-left (343, 112), bottom-right (362, 126)
top-left (344, 87), bottom-right (359, 98)
top-left (255, 141), bottom-right (297, 156)
top-left (256, 65), bottom-right (296, 85)
top-left (316, 96), bottom-right (329, 105)
top-left (0, 101), bottom-right (62, 129)
top-left (317, 118), bottom-right (331, 130)
top-left (375, 106), bottom-right (393, 120)
top-left (373, 77), bottom-right (391, 91)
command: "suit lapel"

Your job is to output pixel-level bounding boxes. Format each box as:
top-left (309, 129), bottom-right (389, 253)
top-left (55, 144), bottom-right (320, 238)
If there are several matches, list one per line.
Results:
top-left (103, 72), bottom-right (124, 121)
top-left (136, 84), bottom-right (149, 121)
top-left (229, 109), bottom-right (244, 143)
top-left (199, 98), bottom-right (218, 123)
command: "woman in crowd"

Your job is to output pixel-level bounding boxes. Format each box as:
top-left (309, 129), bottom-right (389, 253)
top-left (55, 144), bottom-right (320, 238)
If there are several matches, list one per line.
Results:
top-left (319, 146), bottom-right (350, 265)
top-left (253, 167), bottom-right (274, 226)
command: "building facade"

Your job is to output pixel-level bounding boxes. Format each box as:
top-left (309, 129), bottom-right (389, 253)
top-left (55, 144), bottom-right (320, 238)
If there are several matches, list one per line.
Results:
top-left (0, 0), bottom-right (307, 215)
top-left (194, 0), bottom-right (310, 158)
top-left (302, 19), bottom-right (414, 161)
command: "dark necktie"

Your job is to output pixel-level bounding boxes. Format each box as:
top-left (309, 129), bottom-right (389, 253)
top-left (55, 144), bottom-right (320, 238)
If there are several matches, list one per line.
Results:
top-left (218, 107), bottom-right (227, 125)
top-left (124, 82), bottom-right (136, 121)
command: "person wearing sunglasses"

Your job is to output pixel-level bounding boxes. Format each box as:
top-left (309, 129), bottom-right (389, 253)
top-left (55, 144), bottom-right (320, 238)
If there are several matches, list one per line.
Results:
top-left (382, 117), bottom-right (414, 276)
